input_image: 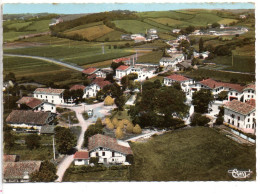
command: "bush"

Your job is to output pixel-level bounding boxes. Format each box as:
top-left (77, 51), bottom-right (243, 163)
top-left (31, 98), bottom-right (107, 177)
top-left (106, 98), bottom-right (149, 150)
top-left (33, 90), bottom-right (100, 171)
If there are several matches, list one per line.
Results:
top-left (133, 124), bottom-right (142, 134)
top-left (117, 120), bottom-right (124, 129)
top-left (104, 96), bottom-right (114, 106)
top-left (126, 122), bottom-right (134, 133)
top-left (25, 134), bottom-right (41, 150)
top-left (106, 122), bottom-right (115, 130)
top-left (215, 116), bottom-right (224, 125)
top-left (190, 113), bottom-right (210, 126)
top-left (115, 127), bottom-right (124, 139)
top-left (89, 157), bottom-right (99, 165)
top-left (112, 117), bottom-right (119, 127)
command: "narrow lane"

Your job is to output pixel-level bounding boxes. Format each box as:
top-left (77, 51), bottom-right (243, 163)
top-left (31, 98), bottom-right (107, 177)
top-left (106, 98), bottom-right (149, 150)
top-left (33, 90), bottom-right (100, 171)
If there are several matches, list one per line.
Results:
top-left (55, 102), bottom-right (115, 182)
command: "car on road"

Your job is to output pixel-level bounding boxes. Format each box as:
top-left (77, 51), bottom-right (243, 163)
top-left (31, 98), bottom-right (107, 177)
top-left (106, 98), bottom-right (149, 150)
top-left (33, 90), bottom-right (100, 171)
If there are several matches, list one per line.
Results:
top-left (87, 109), bottom-right (94, 117)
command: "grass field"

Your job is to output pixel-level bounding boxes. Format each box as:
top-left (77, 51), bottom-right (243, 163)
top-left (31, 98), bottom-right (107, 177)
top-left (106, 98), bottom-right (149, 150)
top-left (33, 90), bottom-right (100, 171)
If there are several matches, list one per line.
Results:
top-left (95, 30), bottom-right (124, 41)
top-left (112, 20), bottom-right (169, 33)
top-left (136, 50), bottom-right (163, 64)
top-left (150, 17), bottom-right (189, 27)
top-left (218, 18), bottom-right (238, 25)
top-left (136, 10), bottom-right (195, 20)
top-left (64, 21), bottom-right (103, 32)
top-left (65, 24), bottom-right (114, 41)
top-left (4, 133), bottom-right (54, 161)
top-left (129, 127), bottom-right (255, 181)
top-left (183, 69), bottom-right (255, 84)
top-left (4, 44), bottom-right (134, 66)
top-left (3, 19), bottom-right (50, 42)
top-left (3, 56), bottom-right (83, 85)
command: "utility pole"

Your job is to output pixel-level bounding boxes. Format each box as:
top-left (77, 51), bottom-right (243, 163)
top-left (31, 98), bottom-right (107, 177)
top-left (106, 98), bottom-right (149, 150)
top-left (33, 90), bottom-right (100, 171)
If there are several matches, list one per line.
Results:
top-left (232, 52), bottom-right (234, 67)
top-left (102, 43), bottom-right (105, 54)
top-left (53, 135), bottom-right (56, 161)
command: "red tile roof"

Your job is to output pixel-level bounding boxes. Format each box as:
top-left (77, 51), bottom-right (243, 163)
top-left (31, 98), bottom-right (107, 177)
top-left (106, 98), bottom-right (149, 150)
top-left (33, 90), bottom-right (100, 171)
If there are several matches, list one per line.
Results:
top-left (6, 110), bottom-right (52, 126)
top-left (166, 74), bottom-right (190, 82)
top-left (88, 134), bottom-right (133, 155)
top-left (34, 88), bottom-right (65, 95)
top-left (113, 57), bottom-right (130, 63)
top-left (200, 78), bottom-right (244, 92)
top-left (88, 73), bottom-right (97, 79)
top-left (74, 151), bottom-right (89, 159)
top-left (246, 99), bottom-right (256, 107)
top-left (4, 155), bottom-right (19, 162)
top-left (16, 97), bottom-right (43, 109)
top-left (83, 67), bottom-right (98, 75)
top-left (116, 65), bottom-right (131, 71)
top-left (92, 78), bottom-right (111, 89)
top-left (92, 78), bottom-right (105, 83)
top-left (4, 161), bottom-right (41, 180)
top-left (243, 84), bottom-right (255, 91)
top-left (70, 85), bottom-right (86, 91)
top-left (224, 100), bottom-right (255, 115)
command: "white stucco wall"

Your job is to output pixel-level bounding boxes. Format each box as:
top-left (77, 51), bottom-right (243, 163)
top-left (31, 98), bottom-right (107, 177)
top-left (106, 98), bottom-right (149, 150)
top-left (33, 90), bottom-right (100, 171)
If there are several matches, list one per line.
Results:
top-left (89, 148), bottom-right (127, 164)
top-left (243, 89), bottom-right (255, 102)
top-left (74, 159), bottom-right (89, 166)
top-left (34, 93), bottom-right (64, 105)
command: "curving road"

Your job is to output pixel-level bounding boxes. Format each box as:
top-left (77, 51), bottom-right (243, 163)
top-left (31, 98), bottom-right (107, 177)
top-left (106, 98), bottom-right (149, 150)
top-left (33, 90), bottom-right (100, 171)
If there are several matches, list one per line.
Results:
top-left (4, 53), bottom-right (84, 72)
top-left (55, 102), bottom-right (115, 182)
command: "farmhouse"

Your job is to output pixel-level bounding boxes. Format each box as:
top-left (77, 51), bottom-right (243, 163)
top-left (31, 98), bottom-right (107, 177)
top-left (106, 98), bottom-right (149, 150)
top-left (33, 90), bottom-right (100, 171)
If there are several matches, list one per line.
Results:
top-left (193, 51), bottom-right (210, 59)
top-left (34, 88), bottom-right (65, 105)
top-left (83, 67), bottom-right (99, 76)
top-left (88, 134), bottom-right (133, 165)
top-left (164, 74), bottom-right (194, 95)
top-left (74, 151), bottom-right (89, 166)
top-left (6, 110), bottom-right (55, 131)
top-left (242, 83), bottom-right (255, 102)
top-left (3, 155), bottom-right (41, 183)
top-left (16, 96), bottom-right (56, 113)
top-left (83, 79), bottom-right (111, 98)
top-left (224, 99), bottom-right (256, 134)
top-left (160, 54), bottom-right (184, 70)
top-left (130, 66), bottom-right (157, 81)
top-left (113, 57), bottom-right (131, 65)
top-left (189, 78), bottom-right (244, 98)
top-left (70, 84), bottom-right (86, 91)
top-left (115, 65), bottom-right (132, 79)
top-left (176, 60), bottom-right (192, 71)
top-left (148, 29), bottom-right (157, 34)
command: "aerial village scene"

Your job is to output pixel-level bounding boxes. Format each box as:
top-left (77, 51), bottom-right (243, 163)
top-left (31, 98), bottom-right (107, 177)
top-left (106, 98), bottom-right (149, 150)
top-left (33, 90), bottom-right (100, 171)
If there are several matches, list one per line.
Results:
top-left (2, 3), bottom-right (256, 182)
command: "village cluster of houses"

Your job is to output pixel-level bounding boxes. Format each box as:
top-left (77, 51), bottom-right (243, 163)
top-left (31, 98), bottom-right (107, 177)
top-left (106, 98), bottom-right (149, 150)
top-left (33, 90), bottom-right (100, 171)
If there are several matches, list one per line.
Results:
top-left (163, 73), bottom-right (256, 135)
top-left (121, 28), bottom-right (159, 43)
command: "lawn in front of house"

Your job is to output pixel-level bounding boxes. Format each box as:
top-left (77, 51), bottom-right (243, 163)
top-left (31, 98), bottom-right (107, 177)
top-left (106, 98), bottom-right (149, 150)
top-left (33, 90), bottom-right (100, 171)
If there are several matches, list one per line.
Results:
top-left (60, 111), bottom-right (79, 124)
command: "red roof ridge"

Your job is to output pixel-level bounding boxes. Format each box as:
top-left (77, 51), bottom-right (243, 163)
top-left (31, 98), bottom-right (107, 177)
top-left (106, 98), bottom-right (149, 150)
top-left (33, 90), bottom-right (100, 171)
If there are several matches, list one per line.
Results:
top-left (116, 65), bottom-right (131, 71)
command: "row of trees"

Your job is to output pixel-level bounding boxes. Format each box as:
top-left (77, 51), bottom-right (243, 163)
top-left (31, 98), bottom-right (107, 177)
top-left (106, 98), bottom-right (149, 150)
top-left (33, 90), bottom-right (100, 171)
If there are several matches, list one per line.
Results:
top-left (63, 89), bottom-right (84, 104)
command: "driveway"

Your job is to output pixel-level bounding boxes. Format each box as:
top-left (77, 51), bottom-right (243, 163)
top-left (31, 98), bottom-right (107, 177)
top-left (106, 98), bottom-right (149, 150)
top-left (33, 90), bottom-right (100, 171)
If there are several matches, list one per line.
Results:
top-left (55, 102), bottom-right (115, 182)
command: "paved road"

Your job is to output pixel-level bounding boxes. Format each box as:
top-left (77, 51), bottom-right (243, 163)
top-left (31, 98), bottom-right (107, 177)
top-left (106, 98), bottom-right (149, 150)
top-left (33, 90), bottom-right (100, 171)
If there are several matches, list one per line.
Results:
top-left (55, 102), bottom-right (115, 182)
top-left (4, 53), bottom-right (84, 72)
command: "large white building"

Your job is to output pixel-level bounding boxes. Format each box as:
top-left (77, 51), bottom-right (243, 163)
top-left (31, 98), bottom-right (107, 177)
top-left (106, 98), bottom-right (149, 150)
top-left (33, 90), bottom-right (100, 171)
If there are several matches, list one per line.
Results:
top-left (159, 54), bottom-right (184, 70)
top-left (88, 134), bottom-right (133, 165)
top-left (34, 88), bottom-right (65, 105)
top-left (189, 78), bottom-right (245, 99)
top-left (115, 65), bottom-right (132, 79)
top-left (224, 99), bottom-right (256, 134)
top-left (164, 74), bottom-right (194, 95)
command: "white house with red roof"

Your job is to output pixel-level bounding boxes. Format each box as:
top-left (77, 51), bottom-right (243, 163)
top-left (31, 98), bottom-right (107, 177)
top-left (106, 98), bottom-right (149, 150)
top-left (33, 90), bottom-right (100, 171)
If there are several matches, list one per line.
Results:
top-left (164, 74), bottom-right (194, 95)
top-left (33, 88), bottom-right (65, 105)
top-left (189, 78), bottom-right (245, 99)
top-left (16, 96), bottom-right (56, 113)
top-left (83, 78), bottom-right (111, 98)
top-left (82, 67), bottom-right (99, 76)
top-left (74, 151), bottom-right (89, 166)
top-left (242, 83), bottom-right (255, 102)
top-left (224, 99), bottom-right (256, 134)
top-left (88, 134), bottom-right (133, 165)
top-left (115, 65), bottom-right (132, 79)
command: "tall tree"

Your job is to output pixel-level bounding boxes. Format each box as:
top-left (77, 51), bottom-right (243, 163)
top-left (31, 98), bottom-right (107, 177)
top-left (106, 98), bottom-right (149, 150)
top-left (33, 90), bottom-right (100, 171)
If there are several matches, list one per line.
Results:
top-left (192, 89), bottom-right (214, 114)
top-left (55, 127), bottom-right (76, 154)
top-left (30, 160), bottom-right (58, 182)
top-left (199, 37), bottom-right (204, 53)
